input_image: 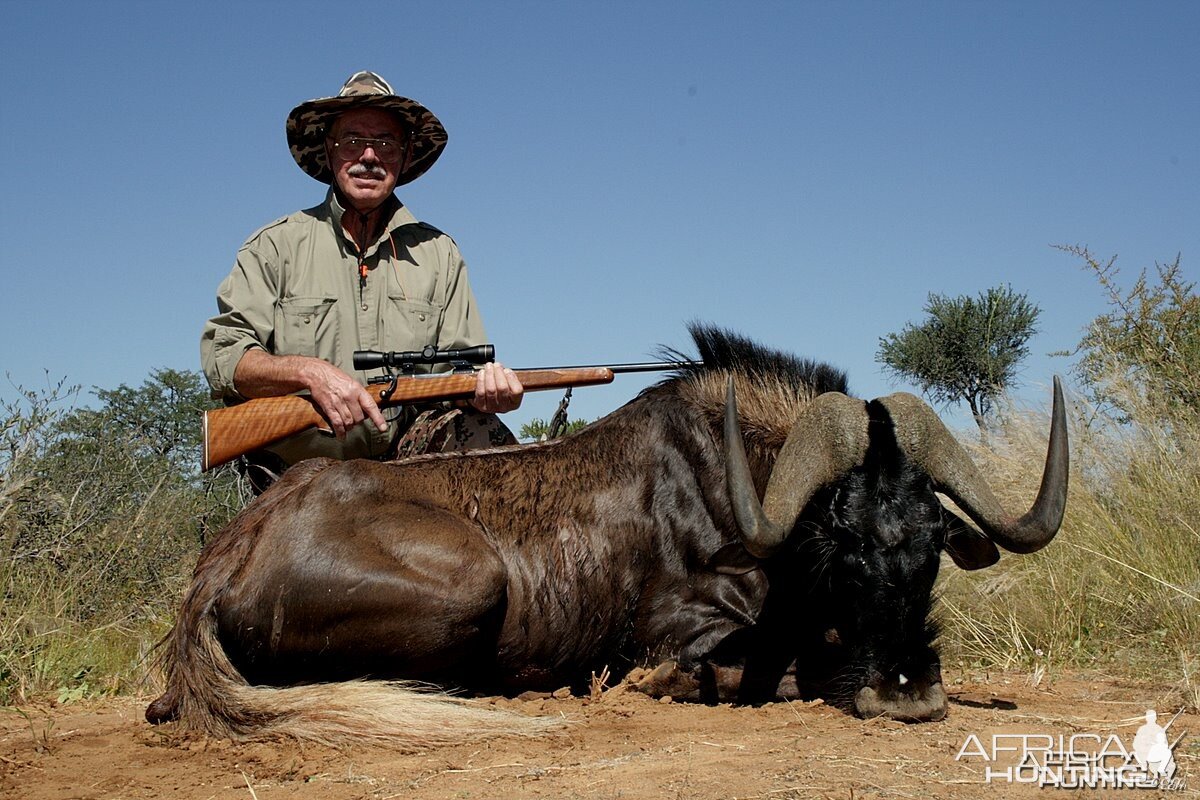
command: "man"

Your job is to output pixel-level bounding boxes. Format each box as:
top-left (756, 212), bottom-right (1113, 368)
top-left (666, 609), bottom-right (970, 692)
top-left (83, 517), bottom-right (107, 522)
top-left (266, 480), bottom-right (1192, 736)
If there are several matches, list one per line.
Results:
top-left (201, 71), bottom-right (522, 483)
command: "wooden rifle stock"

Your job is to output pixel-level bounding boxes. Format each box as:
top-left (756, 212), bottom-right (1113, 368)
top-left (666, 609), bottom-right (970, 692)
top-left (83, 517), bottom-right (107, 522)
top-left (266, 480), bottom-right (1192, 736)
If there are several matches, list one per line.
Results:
top-left (201, 367), bottom-right (615, 472)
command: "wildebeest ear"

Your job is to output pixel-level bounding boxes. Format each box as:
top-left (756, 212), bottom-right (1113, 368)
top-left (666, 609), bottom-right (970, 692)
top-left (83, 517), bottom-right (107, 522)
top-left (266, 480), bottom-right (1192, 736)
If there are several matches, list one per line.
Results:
top-left (708, 542), bottom-right (761, 575)
top-left (945, 526), bottom-right (1001, 570)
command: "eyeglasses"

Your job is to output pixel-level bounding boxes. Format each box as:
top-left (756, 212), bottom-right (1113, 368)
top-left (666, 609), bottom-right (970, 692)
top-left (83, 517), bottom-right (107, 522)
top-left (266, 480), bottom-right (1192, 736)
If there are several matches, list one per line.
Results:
top-left (329, 136), bottom-right (403, 163)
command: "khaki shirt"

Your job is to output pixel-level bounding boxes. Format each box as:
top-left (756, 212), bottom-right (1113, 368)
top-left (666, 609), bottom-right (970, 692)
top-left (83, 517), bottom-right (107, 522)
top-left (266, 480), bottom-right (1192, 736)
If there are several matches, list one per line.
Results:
top-left (200, 190), bottom-right (488, 462)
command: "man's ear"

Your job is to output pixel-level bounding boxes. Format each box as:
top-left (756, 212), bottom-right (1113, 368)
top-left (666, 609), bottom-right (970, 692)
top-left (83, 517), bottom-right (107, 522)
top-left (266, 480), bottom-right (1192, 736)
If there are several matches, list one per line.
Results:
top-left (945, 525), bottom-right (1000, 570)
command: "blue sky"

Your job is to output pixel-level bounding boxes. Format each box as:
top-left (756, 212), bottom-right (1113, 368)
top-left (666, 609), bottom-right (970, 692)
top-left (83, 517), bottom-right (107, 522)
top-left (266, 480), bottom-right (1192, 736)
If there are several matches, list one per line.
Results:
top-left (1, 1), bottom-right (1197, 433)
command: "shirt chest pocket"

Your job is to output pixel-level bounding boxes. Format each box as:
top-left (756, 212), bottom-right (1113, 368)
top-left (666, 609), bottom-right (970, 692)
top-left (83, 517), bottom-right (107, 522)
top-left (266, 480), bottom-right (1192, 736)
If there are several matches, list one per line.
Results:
top-left (385, 294), bottom-right (442, 349)
top-left (276, 297), bottom-right (339, 362)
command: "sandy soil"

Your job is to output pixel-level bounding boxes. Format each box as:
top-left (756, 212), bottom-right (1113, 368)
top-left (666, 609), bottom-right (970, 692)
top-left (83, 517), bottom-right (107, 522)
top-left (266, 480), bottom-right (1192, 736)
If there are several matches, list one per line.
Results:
top-left (2, 670), bottom-right (1197, 800)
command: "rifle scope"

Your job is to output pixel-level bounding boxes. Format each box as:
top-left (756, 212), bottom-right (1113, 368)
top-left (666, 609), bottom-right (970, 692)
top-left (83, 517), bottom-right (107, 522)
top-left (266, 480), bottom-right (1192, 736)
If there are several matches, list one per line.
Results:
top-left (353, 344), bottom-right (495, 371)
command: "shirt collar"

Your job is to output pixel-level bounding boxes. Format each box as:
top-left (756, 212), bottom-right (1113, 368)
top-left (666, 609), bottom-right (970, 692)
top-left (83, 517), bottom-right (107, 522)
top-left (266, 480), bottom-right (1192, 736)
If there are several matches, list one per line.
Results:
top-left (326, 189), bottom-right (419, 257)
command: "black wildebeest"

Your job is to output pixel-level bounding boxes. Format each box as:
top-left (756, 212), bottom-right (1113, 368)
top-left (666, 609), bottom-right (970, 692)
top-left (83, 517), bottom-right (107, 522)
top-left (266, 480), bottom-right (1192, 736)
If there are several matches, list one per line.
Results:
top-left (148, 325), bottom-right (1067, 744)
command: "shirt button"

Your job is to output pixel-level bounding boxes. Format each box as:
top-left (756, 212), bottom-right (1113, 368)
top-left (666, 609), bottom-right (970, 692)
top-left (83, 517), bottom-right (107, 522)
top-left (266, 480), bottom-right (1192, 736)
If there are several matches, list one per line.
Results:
top-left (362, 303), bottom-right (369, 311)
top-left (303, 315), bottom-right (311, 324)
top-left (418, 313), bottom-right (427, 321)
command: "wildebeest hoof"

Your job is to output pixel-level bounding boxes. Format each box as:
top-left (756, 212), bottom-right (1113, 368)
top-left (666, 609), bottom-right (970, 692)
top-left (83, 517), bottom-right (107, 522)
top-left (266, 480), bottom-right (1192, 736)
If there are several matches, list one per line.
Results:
top-left (629, 661), bottom-right (700, 700)
top-left (145, 690), bottom-right (180, 724)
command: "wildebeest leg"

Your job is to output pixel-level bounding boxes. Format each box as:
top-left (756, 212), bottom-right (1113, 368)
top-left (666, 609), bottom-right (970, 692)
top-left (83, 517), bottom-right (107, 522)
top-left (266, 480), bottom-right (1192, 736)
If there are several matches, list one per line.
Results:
top-left (670, 622), bottom-right (800, 704)
top-left (736, 647), bottom-right (797, 704)
top-left (630, 661), bottom-right (702, 700)
top-left (216, 503), bottom-right (509, 687)
top-left (630, 660), bottom-right (793, 704)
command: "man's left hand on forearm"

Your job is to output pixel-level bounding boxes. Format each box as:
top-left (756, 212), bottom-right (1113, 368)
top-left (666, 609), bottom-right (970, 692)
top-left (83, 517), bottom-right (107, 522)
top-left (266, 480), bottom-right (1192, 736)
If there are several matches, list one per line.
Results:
top-left (471, 361), bottom-right (524, 414)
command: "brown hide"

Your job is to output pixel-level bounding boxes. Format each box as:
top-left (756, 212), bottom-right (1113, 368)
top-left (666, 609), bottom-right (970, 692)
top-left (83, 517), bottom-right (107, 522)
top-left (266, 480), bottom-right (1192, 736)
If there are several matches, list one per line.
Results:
top-left (157, 369), bottom-right (793, 739)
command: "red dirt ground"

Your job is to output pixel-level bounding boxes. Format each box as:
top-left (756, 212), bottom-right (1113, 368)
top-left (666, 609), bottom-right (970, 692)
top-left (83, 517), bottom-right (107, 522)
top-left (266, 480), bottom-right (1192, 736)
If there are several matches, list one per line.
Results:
top-left (3, 670), bottom-right (1197, 800)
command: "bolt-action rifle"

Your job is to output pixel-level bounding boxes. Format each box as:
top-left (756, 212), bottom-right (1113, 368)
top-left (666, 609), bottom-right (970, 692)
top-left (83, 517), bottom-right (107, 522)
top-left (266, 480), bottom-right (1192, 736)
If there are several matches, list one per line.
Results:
top-left (201, 344), bottom-right (697, 471)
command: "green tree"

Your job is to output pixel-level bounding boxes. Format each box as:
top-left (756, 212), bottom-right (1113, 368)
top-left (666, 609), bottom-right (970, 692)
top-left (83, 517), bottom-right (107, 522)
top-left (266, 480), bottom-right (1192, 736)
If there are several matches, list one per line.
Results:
top-left (1058, 245), bottom-right (1199, 422)
top-left (55, 368), bottom-right (215, 475)
top-left (877, 285), bottom-right (1041, 435)
top-left (7, 368), bottom-right (243, 612)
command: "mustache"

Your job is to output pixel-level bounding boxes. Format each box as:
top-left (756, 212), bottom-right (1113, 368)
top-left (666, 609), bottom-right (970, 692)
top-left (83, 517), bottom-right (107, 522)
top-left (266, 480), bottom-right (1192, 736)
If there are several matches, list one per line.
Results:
top-left (347, 163), bottom-right (388, 179)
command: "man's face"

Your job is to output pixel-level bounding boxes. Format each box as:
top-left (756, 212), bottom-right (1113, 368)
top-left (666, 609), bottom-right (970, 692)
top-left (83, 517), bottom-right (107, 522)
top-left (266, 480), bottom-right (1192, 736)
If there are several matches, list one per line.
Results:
top-left (326, 108), bottom-right (406, 213)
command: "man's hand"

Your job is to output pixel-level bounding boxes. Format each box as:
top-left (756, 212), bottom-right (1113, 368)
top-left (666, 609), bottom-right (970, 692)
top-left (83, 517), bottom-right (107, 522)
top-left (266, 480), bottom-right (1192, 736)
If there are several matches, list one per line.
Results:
top-left (298, 359), bottom-right (389, 438)
top-left (233, 349), bottom-right (388, 438)
top-left (471, 361), bottom-right (524, 414)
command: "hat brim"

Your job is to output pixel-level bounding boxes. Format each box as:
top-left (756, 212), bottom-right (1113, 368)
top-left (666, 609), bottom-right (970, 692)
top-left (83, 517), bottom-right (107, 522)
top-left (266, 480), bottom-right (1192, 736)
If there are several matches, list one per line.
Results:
top-left (286, 94), bottom-right (448, 185)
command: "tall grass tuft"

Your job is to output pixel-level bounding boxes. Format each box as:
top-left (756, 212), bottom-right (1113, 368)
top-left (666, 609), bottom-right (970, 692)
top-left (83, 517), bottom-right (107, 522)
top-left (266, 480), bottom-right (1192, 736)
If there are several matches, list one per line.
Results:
top-left (937, 385), bottom-right (1200, 705)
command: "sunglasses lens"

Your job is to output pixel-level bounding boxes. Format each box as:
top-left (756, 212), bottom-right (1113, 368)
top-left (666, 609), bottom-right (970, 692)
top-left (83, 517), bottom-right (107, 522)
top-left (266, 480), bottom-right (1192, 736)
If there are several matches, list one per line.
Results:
top-left (335, 137), bottom-right (400, 162)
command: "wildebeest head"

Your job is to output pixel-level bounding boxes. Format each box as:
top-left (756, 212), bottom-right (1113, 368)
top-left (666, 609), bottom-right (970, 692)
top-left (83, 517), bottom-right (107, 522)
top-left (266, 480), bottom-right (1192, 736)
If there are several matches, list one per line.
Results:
top-left (724, 377), bottom-right (1069, 722)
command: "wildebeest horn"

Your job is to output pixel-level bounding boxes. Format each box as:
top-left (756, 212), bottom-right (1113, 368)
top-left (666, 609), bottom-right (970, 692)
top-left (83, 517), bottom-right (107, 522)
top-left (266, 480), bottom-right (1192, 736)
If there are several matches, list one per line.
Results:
top-left (876, 377), bottom-right (1069, 554)
top-left (725, 379), bottom-right (870, 558)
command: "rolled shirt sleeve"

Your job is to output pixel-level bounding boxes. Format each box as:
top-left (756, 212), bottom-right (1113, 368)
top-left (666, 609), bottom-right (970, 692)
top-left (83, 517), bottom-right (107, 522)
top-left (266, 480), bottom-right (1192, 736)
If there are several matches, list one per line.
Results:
top-left (200, 238), bottom-right (280, 402)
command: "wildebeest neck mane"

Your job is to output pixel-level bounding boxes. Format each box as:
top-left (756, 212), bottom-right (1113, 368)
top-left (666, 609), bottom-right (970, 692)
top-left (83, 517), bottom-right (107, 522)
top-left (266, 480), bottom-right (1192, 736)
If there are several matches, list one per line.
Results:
top-left (654, 323), bottom-right (851, 451)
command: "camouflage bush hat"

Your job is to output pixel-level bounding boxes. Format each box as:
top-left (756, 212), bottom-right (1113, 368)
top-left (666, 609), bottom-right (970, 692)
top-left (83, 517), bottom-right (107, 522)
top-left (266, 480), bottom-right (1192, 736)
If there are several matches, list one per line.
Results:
top-left (286, 71), bottom-right (448, 186)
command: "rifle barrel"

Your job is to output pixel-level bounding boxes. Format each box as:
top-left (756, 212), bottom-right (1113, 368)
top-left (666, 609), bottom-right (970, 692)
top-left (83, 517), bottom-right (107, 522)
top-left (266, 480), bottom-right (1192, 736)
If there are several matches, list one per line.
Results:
top-left (521, 361), bottom-right (701, 374)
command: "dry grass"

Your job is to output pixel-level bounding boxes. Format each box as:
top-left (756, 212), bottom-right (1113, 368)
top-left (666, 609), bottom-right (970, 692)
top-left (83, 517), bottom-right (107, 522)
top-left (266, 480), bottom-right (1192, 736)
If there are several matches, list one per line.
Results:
top-left (0, 482), bottom-right (205, 704)
top-left (936, 384), bottom-right (1200, 706)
